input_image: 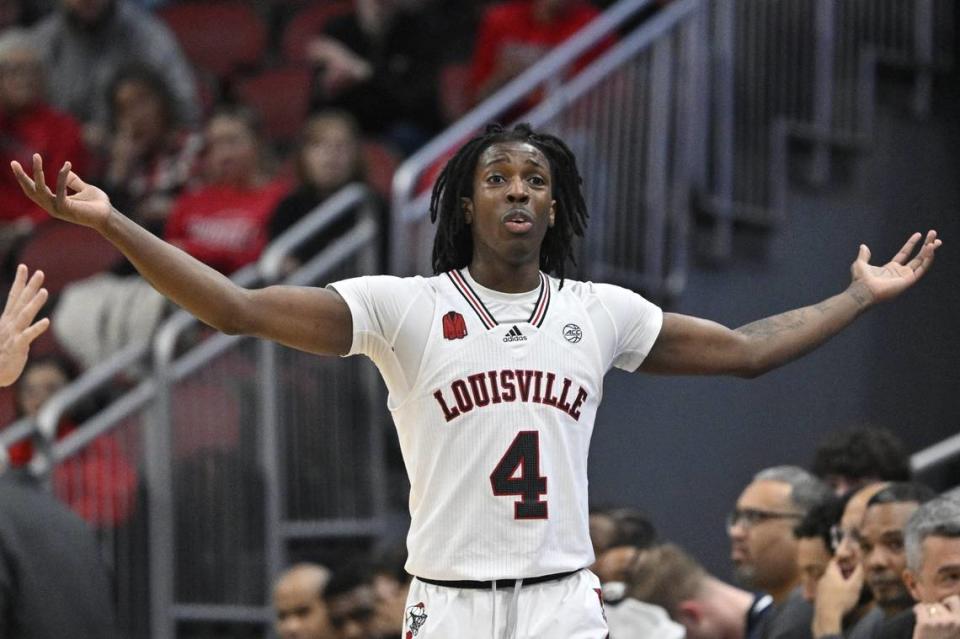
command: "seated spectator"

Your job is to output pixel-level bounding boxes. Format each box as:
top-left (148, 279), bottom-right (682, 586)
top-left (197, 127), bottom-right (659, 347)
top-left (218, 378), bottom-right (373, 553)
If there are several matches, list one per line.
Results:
top-left (5, 354), bottom-right (138, 530)
top-left (369, 542), bottom-right (411, 638)
top-left (812, 482), bottom-right (887, 639)
top-left (0, 0), bottom-right (54, 29)
top-left (0, 29), bottom-right (88, 233)
top-left (269, 109), bottom-right (385, 274)
top-left (878, 496), bottom-right (960, 639)
top-left (812, 427), bottom-right (911, 496)
top-left (860, 483), bottom-right (937, 624)
top-left (795, 495), bottom-right (848, 603)
top-left (627, 543), bottom-right (771, 639)
top-left (589, 506), bottom-right (657, 602)
top-left (164, 105), bottom-right (290, 275)
top-left (729, 466), bottom-right (832, 639)
top-left (103, 63), bottom-right (203, 234)
top-left (469, 0), bottom-right (614, 106)
top-left (273, 562), bottom-right (333, 639)
top-left (30, 0), bottom-right (199, 152)
top-left (323, 562), bottom-right (378, 639)
top-left (306, 0), bottom-right (446, 154)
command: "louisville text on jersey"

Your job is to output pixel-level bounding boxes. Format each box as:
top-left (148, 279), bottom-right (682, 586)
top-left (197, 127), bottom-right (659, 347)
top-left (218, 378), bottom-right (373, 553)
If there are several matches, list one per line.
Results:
top-left (432, 369), bottom-right (588, 423)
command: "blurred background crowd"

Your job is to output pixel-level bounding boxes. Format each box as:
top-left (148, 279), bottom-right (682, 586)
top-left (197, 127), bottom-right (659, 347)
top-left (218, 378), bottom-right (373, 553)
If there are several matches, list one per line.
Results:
top-left (0, 0), bottom-right (957, 638)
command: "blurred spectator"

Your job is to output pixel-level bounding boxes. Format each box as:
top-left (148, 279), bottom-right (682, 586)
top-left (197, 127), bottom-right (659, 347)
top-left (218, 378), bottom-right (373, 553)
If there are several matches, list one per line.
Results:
top-left (626, 543), bottom-right (771, 639)
top-left (881, 496), bottom-right (960, 639)
top-left (6, 354), bottom-right (138, 529)
top-left (0, 0), bottom-right (54, 28)
top-left (795, 495), bottom-right (848, 603)
top-left (369, 543), bottom-right (411, 639)
top-left (31, 0), bottom-right (199, 152)
top-left (0, 473), bottom-right (120, 639)
top-left (812, 483), bottom-right (886, 639)
top-left (812, 427), bottom-right (911, 496)
top-left (103, 63), bottom-right (203, 234)
top-left (469, 0), bottom-right (613, 106)
top-left (0, 29), bottom-right (88, 237)
top-left (164, 105), bottom-right (290, 275)
top-left (589, 506), bottom-right (657, 603)
top-left (323, 562), bottom-right (378, 639)
top-left (860, 483), bottom-right (937, 622)
top-left (307, 0), bottom-right (446, 155)
top-left (274, 562), bottom-right (334, 639)
top-left (729, 466), bottom-right (831, 639)
top-left (269, 110), bottom-right (385, 274)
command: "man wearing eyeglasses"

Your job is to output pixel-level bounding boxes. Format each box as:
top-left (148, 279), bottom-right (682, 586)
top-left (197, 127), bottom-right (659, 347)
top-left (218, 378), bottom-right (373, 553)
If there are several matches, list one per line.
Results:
top-left (729, 466), bottom-right (832, 639)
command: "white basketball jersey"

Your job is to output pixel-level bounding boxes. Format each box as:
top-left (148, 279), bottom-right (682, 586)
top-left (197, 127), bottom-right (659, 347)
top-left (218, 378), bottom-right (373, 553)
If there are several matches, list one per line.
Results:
top-left (331, 269), bottom-right (662, 581)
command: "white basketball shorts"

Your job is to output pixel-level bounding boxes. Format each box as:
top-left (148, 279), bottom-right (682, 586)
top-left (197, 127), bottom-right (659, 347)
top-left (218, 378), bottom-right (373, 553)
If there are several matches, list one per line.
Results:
top-left (401, 569), bottom-right (608, 639)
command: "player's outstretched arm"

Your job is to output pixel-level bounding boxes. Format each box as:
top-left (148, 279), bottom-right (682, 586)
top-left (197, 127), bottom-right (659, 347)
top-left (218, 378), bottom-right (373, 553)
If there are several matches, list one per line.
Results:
top-left (11, 155), bottom-right (353, 356)
top-left (0, 264), bottom-right (49, 387)
top-left (640, 231), bottom-right (941, 377)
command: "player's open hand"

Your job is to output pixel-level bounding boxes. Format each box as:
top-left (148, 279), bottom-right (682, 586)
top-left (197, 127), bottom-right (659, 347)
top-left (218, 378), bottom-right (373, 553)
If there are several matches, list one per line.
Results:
top-left (10, 154), bottom-right (113, 231)
top-left (0, 264), bottom-right (49, 387)
top-left (850, 230), bottom-right (942, 305)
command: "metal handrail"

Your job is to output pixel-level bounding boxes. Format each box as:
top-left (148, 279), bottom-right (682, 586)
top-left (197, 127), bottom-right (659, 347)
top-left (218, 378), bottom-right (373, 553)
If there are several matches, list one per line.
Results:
top-left (389, 0), bottom-right (658, 273)
top-left (911, 433), bottom-right (960, 474)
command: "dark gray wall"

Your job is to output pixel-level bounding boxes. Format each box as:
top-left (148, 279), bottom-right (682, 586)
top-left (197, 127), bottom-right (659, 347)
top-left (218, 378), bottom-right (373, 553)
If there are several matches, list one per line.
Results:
top-left (588, 75), bottom-right (960, 578)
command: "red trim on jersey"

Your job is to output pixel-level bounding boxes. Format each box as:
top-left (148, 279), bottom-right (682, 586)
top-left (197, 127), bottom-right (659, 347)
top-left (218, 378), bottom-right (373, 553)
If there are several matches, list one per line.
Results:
top-left (447, 269), bottom-right (498, 329)
top-left (529, 272), bottom-right (551, 327)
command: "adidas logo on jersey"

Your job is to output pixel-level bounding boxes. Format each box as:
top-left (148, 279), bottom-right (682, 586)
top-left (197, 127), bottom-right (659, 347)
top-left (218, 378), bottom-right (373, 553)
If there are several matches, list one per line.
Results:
top-left (503, 325), bottom-right (527, 342)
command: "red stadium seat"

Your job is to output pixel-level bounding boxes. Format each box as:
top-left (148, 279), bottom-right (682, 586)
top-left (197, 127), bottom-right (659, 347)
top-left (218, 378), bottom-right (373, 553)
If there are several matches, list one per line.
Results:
top-left (235, 66), bottom-right (314, 146)
top-left (361, 140), bottom-right (401, 199)
top-left (159, 2), bottom-right (268, 78)
top-left (281, 1), bottom-right (352, 65)
top-left (16, 221), bottom-right (124, 296)
top-left (439, 63), bottom-right (474, 123)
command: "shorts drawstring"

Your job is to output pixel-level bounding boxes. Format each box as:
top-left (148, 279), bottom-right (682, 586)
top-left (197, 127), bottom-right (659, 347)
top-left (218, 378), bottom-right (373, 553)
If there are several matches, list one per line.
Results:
top-left (491, 580), bottom-right (497, 639)
top-left (505, 578), bottom-right (523, 639)
top-left (492, 578), bottom-right (523, 639)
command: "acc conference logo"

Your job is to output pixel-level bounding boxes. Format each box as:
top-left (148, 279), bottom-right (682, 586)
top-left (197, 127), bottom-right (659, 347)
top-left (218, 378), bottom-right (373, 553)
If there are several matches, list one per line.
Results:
top-left (563, 323), bottom-right (582, 343)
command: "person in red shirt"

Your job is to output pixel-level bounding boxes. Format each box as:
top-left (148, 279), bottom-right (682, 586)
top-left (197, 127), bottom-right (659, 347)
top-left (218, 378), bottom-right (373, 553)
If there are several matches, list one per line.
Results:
top-left (164, 105), bottom-right (290, 274)
top-left (0, 29), bottom-right (88, 226)
top-left (469, 0), bottom-right (614, 105)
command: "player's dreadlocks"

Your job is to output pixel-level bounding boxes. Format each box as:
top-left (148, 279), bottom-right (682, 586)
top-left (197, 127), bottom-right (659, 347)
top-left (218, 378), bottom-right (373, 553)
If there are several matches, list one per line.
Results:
top-left (429, 123), bottom-right (588, 285)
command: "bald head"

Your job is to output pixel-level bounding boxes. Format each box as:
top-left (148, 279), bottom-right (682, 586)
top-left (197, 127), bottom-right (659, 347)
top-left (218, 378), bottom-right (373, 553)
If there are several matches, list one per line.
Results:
top-left (274, 564), bottom-right (333, 639)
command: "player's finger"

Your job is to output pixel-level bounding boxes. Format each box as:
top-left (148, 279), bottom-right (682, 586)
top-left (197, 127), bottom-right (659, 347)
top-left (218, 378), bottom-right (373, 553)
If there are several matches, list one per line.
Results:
top-left (891, 232), bottom-right (922, 265)
top-left (55, 161), bottom-right (71, 203)
top-left (15, 317), bottom-right (49, 347)
top-left (14, 288), bottom-right (47, 330)
top-left (15, 270), bottom-right (44, 312)
top-left (3, 264), bottom-right (27, 316)
top-left (64, 170), bottom-right (88, 192)
top-left (30, 154), bottom-right (55, 201)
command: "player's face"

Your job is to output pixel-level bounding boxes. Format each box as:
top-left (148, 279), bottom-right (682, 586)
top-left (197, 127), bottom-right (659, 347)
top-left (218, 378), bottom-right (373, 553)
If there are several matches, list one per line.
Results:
top-left (463, 141), bottom-right (556, 270)
top-left (859, 501), bottom-right (917, 612)
top-left (906, 536), bottom-right (960, 604)
top-left (728, 480), bottom-right (802, 592)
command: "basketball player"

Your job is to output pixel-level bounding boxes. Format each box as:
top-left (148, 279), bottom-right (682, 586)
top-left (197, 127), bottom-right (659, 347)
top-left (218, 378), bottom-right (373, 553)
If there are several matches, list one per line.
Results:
top-left (0, 264), bottom-right (50, 387)
top-left (12, 123), bottom-right (941, 638)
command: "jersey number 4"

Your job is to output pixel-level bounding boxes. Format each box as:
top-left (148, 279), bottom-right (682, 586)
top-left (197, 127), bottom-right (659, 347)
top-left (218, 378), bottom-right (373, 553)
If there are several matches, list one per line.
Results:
top-left (490, 431), bottom-right (548, 519)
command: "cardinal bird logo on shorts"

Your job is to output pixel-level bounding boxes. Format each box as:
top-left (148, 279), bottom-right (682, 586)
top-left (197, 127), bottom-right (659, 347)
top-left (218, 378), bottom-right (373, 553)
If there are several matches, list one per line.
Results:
top-left (405, 601), bottom-right (428, 638)
top-left (442, 311), bottom-right (468, 340)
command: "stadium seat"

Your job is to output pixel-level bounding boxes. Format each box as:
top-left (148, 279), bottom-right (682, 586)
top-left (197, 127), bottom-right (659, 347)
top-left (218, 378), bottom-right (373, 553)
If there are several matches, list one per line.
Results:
top-left (360, 140), bottom-right (401, 199)
top-left (16, 221), bottom-right (124, 296)
top-left (235, 66), bottom-right (314, 146)
top-left (159, 2), bottom-right (268, 78)
top-left (281, 1), bottom-right (352, 65)
top-left (439, 63), bottom-right (474, 123)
